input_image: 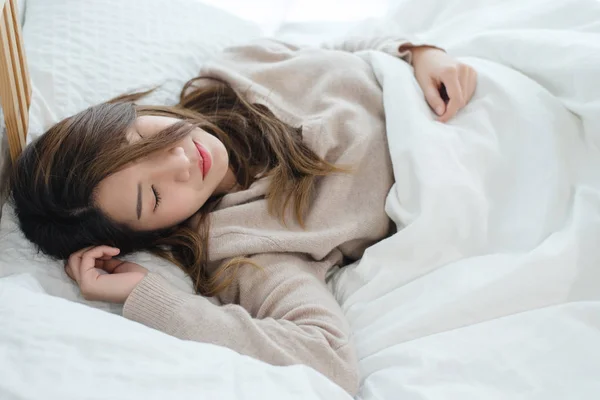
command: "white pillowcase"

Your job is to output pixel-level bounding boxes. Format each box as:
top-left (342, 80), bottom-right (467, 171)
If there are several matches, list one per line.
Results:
top-left (22, 0), bottom-right (262, 137)
top-left (0, 204), bottom-right (198, 314)
top-left (0, 0), bottom-right (262, 308)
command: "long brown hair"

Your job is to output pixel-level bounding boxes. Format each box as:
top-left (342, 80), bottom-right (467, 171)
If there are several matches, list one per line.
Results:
top-left (10, 77), bottom-right (344, 296)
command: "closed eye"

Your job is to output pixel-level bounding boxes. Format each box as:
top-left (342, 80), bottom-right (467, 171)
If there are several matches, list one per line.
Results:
top-left (151, 185), bottom-right (161, 211)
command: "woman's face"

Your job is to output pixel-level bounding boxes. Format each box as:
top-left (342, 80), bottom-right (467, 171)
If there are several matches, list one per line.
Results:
top-left (95, 115), bottom-right (232, 231)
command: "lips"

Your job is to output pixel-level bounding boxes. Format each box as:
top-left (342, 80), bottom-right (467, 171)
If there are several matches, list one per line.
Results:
top-left (193, 141), bottom-right (212, 178)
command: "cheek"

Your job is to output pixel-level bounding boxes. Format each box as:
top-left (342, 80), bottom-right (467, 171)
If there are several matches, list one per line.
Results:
top-left (173, 190), bottom-right (198, 212)
top-left (215, 145), bottom-right (228, 172)
top-left (167, 186), bottom-right (209, 221)
top-left (211, 137), bottom-right (229, 171)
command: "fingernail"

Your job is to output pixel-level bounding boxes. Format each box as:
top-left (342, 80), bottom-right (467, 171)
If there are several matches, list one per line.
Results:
top-left (435, 106), bottom-right (444, 116)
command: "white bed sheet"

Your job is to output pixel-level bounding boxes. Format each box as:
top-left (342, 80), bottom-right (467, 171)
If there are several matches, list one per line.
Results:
top-left (2, 0), bottom-right (600, 399)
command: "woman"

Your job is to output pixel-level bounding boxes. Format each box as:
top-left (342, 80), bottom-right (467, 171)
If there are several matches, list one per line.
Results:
top-left (10, 36), bottom-right (476, 395)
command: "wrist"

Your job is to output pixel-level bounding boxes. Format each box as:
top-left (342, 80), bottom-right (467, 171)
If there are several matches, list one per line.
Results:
top-left (120, 271), bottom-right (149, 304)
top-left (409, 46), bottom-right (439, 63)
top-left (400, 45), bottom-right (442, 67)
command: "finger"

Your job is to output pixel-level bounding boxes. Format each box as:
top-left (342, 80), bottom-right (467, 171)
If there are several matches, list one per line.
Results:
top-left (79, 246), bottom-right (120, 272)
top-left (76, 247), bottom-right (119, 297)
top-left (458, 70), bottom-right (471, 109)
top-left (67, 246), bottom-right (96, 281)
top-left (96, 257), bottom-right (128, 274)
top-left (438, 72), bottom-right (463, 122)
top-left (96, 253), bottom-right (120, 265)
top-left (98, 259), bottom-right (143, 275)
top-left (423, 81), bottom-right (446, 116)
top-left (64, 263), bottom-right (75, 281)
top-left (66, 256), bottom-right (82, 282)
top-left (112, 262), bottom-right (144, 275)
top-left (465, 68), bottom-right (478, 103)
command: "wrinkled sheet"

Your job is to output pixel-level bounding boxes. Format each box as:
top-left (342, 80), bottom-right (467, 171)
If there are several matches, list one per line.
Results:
top-left (0, 274), bottom-right (350, 400)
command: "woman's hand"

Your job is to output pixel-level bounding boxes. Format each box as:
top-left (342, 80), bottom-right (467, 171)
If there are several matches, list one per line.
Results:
top-left (65, 246), bottom-right (148, 303)
top-left (411, 46), bottom-right (478, 123)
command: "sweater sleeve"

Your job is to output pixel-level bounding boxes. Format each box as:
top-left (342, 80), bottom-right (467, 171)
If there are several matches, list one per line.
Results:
top-left (322, 35), bottom-right (442, 65)
top-left (122, 253), bottom-right (359, 395)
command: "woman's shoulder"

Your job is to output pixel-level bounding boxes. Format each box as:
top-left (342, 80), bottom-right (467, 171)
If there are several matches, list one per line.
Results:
top-left (218, 38), bottom-right (304, 61)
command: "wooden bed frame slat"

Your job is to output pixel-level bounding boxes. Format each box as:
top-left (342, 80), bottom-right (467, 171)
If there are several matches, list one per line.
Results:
top-left (0, 0), bottom-right (31, 163)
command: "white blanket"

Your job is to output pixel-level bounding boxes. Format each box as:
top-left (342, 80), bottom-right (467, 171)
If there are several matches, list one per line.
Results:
top-left (330, 0), bottom-right (600, 397)
top-left (2, 0), bottom-right (600, 399)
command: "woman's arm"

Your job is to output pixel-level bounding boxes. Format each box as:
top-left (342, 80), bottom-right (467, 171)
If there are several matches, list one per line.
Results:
top-left (323, 34), bottom-right (440, 65)
top-left (124, 253), bottom-right (359, 395)
top-left (64, 246), bottom-right (359, 395)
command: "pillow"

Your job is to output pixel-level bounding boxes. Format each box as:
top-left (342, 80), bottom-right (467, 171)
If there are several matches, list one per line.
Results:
top-left (0, 204), bottom-right (195, 314)
top-left (22, 0), bottom-right (263, 137)
top-left (0, 0), bottom-right (262, 308)
top-left (16, 0), bottom-right (26, 25)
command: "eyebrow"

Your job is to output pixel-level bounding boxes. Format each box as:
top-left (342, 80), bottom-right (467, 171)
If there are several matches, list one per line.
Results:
top-left (136, 182), bottom-right (142, 220)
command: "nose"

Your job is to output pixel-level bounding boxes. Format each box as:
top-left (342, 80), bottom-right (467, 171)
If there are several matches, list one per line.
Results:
top-left (167, 146), bottom-right (191, 182)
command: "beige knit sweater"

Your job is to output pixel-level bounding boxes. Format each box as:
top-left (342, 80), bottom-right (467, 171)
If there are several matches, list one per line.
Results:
top-left (123, 36), bottom-right (426, 395)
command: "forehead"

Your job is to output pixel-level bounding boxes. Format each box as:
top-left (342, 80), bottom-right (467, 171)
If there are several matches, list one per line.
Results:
top-left (134, 115), bottom-right (180, 137)
top-left (123, 115), bottom-right (168, 142)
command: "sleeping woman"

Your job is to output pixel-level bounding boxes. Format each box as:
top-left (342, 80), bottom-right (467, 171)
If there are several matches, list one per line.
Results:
top-left (9, 36), bottom-right (476, 394)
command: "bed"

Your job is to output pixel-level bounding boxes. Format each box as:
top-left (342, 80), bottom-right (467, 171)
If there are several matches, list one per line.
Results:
top-left (1, 0), bottom-right (600, 399)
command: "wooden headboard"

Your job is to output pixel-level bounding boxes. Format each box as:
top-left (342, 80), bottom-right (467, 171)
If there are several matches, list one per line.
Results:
top-left (0, 0), bottom-right (31, 164)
